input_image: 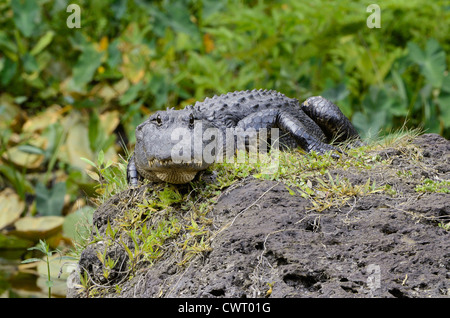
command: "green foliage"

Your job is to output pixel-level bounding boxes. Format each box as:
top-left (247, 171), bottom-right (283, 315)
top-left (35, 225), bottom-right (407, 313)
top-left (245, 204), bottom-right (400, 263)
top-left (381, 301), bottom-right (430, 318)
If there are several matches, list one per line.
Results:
top-left (21, 239), bottom-right (76, 298)
top-left (1, 0), bottom-right (449, 135)
top-left (81, 149), bottom-right (128, 201)
top-left (353, 38), bottom-right (449, 138)
top-left (35, 181), bottom-right (66, 216)
top-left (415, 178), bottom-right (450, 194)
top-left (408, 39), bottom-right (447, 89)
top-left (21, 240), bottom-right (54, 298)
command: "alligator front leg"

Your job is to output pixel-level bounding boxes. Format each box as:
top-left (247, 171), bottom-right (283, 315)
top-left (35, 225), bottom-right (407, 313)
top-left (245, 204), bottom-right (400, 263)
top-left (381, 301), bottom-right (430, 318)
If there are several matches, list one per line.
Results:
top-left (301, 96), bottom-right (363, 147)
top-left (236, 109), bottom-right (341, 158)
top-left (276, 112), bottom-right (341, 157)
top-left (127, 154), bottom-right (142, 186)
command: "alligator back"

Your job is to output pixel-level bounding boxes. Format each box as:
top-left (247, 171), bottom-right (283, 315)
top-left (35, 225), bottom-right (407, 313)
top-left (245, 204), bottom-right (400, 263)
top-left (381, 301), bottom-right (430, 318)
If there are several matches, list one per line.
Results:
top-left (192, 89), bottom-right (326, 141)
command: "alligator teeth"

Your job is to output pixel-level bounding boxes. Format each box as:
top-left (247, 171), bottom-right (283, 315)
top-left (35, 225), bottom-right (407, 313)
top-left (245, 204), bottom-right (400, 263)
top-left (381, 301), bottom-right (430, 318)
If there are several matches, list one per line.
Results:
top-left (148, 159), bottom-right (206, 168)
top-left (154, 171), bottom-right (197, 184)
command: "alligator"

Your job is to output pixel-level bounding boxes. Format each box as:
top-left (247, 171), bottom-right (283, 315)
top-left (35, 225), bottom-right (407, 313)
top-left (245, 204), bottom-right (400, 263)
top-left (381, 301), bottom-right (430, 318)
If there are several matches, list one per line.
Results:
top-left (127, 89), bottom-right (362, 186)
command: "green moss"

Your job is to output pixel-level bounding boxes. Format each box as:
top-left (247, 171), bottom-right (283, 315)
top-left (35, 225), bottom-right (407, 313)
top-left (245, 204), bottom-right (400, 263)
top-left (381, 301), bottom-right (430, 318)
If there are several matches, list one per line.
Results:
top-left (415, 179), bottom-right (450, 194)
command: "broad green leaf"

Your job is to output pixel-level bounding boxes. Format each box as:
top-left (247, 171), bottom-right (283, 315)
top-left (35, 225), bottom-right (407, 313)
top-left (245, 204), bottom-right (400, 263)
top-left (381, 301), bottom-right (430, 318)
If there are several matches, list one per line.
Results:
top-left (22, 105), bottom-right (60, 133)
top-left (5, 143), bottom-right (45, 169)
top-left (63, 117), bottom-right (95, 169)
top-left (437, 75), bottom-right (450, 128)
top-left (72, 46), bottom-right (103, 88)
top-left (0, 58), bottom-right (17, 85)
top-left (321, 82), bottom-right (349, 103)
top-left (80, 157), bottom-right (97, 168)
top-left (0, 232), bottom-right (33, 249)
top-left (406, 42), bottom-right (424, 65)
top-left (0, 94), bottom-right (22, 128)
top-left (438, 101), bottom-right (450, 128)
top-left (363, 85), bottom-right (392, 112)
top-left (14, 96), bottom-right (27, 104)
top-left (151, 0), bottom-right (200, 39)
top-left (13, 29), bottom-right (26, 55)
top-left (35, 182), bottom-right (66, 216)
top-left (0, 165), bottom-right (33, 199)
top-left (13, 216), bottom-right (65, 241)
top-left (21, 258), bottom-right (42, 264)
top-left (85, 169), bottom-right (100, 182)
top-left (391, 70), bottom-right (408, 104)
top-left (98, 150), bottom-right (104, 166)
top-left (30, 31), bottom-right (55, 56)
top-left (423, 39), bottom-right (447, 88)
top-left (119, 81), bottom-right (144, 105)
top-left (148, 75), bottom-right (170, 108)
top-left (63, 206), bottom-right (94, 242)
top-left (0, 188), bottom-right (25, 230)
top-left (201, 0), bottom-right (226, 20)
top-left (352, 110), bottom-right (386, 139)
top-left (88, 111), bottom-right (100, 153)
top-left (27, 245), bottom-right (45, 253)
top-left (0, 31), bottom-right (17, 60)
top-left (17, 144), bottom-right (46, 156)
top-left (407, 39), bottom-right (447, 88)
top-left (107, 40), bottom-right (122, 68)
top-left (11, 0), bottom-right (40, 37)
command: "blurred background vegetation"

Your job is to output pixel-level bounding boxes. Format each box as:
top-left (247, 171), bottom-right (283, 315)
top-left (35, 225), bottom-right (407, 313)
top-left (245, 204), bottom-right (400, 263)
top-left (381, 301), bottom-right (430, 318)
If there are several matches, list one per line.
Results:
top-left (0, 0), bottom-right (449, 295)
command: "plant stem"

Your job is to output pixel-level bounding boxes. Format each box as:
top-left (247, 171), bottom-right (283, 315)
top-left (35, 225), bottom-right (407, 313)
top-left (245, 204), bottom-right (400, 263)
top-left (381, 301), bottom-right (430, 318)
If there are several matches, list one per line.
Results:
top-left (47, 252), bottom-right (51, 298)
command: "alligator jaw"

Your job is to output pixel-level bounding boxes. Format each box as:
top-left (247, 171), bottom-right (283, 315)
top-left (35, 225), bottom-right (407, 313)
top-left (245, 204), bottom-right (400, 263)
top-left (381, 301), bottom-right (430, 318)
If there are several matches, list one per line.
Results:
top-left (154, 170), bottom-right (198, 184)
top-left (146, 159), bottom-right (207, 184)
top-left (147, 159), bottom-right (206, 168)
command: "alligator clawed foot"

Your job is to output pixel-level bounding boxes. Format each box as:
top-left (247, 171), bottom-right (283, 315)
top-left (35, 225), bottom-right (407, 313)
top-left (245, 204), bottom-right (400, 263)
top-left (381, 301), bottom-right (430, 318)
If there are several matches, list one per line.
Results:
top-left (330, 151), bottom-right (341, 159)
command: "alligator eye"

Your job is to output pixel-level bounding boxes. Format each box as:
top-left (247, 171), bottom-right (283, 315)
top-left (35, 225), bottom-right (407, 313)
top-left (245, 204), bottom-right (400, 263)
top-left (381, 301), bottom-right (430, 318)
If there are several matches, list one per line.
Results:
top-left (189, 113), bottom-right (195, 127)
top-left (153, 114), bottom-right (162, 126)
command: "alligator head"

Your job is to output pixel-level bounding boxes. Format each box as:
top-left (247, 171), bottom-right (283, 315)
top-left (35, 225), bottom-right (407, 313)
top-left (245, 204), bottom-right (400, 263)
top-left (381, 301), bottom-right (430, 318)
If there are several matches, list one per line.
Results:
top-left (133, 108), bottom-right (218, 184)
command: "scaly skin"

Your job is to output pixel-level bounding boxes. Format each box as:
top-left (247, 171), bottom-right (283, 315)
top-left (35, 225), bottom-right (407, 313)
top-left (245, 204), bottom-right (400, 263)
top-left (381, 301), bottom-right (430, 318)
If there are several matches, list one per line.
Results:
top-left (127, 89), bottom-right (362, 186)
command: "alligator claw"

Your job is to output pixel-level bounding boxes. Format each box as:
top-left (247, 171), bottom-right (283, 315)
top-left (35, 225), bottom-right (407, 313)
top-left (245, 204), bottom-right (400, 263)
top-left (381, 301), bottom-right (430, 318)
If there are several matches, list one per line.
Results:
top-left (330, 152), bottom-right (341, 159)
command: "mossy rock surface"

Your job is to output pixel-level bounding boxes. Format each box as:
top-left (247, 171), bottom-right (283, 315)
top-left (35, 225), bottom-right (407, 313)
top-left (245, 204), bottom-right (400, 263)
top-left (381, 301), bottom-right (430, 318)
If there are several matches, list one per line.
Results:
top-left (68, 133), bottom-right (449, 298)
